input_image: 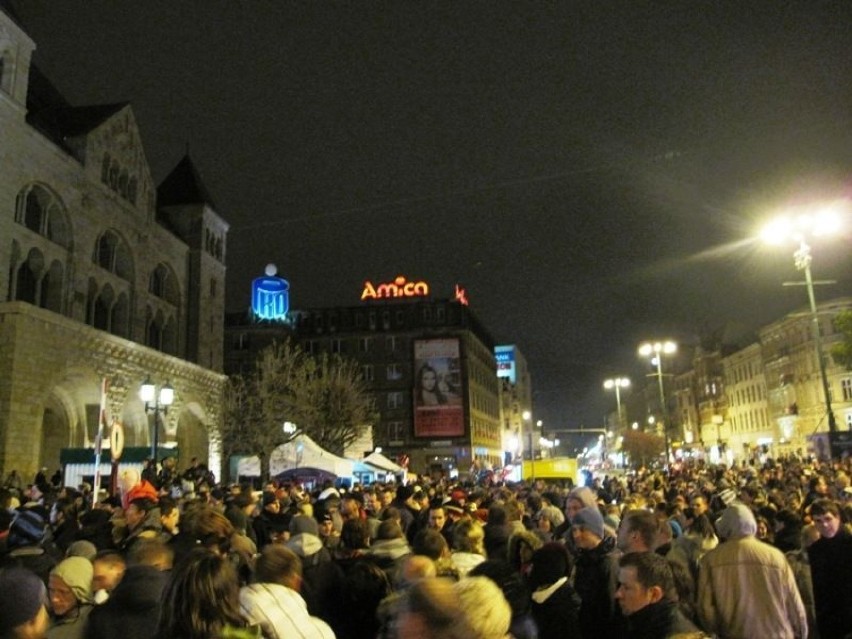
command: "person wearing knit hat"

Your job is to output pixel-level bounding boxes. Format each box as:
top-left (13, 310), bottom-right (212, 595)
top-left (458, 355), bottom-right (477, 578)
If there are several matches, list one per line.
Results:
top-left (48, 556), bottom-right (94, 638)
top-left (0, 509), bottom-right (56, 585)
top-left (570, 506), bottom-right (625, 639)
top-left (0, 567), bottom-right (50, 638)
top-left (571, 506), bottom-right (605, 542)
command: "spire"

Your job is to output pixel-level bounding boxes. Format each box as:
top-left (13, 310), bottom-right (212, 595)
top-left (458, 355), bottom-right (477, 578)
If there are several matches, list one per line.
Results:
top-left (157, 154), bottom-right (217, 209)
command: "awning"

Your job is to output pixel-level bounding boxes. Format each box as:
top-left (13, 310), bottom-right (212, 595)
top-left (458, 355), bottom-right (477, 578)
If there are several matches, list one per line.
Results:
top-left (362, 452), bottom-right (404, 473)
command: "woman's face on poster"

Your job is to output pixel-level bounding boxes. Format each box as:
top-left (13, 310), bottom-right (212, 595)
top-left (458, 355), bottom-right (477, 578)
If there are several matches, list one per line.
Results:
top-left (421, 369), bottom-right (437, 391)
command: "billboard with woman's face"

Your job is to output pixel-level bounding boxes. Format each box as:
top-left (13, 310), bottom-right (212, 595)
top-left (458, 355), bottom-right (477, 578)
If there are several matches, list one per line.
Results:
top-left (413, 338), bottom-right (465, 437)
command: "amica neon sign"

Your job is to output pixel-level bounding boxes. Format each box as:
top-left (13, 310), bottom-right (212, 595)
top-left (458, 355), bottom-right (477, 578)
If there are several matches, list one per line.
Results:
top-left (361, 275), bottom-right (429, 301)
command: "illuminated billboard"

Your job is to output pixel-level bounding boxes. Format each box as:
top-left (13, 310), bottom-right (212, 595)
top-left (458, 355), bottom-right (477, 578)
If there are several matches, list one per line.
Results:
top-left (251, 264), bottom-right (289, 322)
top-left (495, 345), bottom-right (516, 383)
top-left (413, 338), bottom-right (465, 438)
top-left (361, 275), bottom-right (429, 301)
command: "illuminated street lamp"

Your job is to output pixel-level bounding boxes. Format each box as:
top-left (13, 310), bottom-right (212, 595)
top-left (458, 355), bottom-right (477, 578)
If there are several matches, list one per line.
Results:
top-left (762, 207), bottom-right (843, 438)
top-left (139, 378), bottom-right (175, 461)
top-left (603, 377), bottom-right (630, 429)
top-left (638, 341), bottom-right (676, 464)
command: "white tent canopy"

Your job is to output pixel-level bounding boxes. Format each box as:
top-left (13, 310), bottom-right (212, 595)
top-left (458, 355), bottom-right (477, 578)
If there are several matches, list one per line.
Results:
top-left (237, 434), bottom-right (354, 479)
top-left (270, 434), bottom-right (354, 478)
top-left (362, 451), bottom-right (404, 473)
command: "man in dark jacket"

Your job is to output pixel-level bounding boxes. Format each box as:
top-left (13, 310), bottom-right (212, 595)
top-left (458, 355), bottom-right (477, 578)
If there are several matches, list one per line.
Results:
top-left (86, 539), bottom-right (172, 639)
top-left (571, 506), bottom-right (625, 639)
top-left (615, 552), bottom-right (701, 639)
top-left (808, 498), bottom-right (852, 639)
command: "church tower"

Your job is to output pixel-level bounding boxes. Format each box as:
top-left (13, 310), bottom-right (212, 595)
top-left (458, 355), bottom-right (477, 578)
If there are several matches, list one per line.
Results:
top-left (157, 155), bottom-right (228, 371)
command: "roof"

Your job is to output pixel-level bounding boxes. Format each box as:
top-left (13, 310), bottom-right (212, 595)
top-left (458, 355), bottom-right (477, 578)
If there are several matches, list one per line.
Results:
top-left (157, 154), bottom-right (218, 209)
top-left (27, 102), bottom-right (128, 144)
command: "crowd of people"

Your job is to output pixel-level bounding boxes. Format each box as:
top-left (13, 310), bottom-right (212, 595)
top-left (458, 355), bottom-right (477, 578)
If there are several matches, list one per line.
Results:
top-left (1, 453), bottom-right (851, 639)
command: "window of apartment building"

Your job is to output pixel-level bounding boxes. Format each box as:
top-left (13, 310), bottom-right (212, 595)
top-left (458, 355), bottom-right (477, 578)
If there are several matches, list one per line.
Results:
top-left (842, 378), bottom-right (852, 401)
top-left (387, 392), bottom-right (404, 409)
top-left (382, 310), bottom-right (391, 330)
top-left (359, 337), bottom-right (372, 353)
top-left (355, 313), bottom-right (366, 328)
top-left (369, 311), bottom-right (377, 330)
top-left (387, 421), bottom-right (406, 442)
top-left (386, 336), bottom-right (399, 352)
top-left (305, 340), bottom-right (318, 355)
top-left (387, 363), bottom-right (402, 380)
top-left (436, 305), bottom-right (446, 323)
top-left (331, 339), bottom-right (344, 354)
top-left (362, 365), bottom-right (375, 382)
top-left (846, 412), bottom-right (852, 429)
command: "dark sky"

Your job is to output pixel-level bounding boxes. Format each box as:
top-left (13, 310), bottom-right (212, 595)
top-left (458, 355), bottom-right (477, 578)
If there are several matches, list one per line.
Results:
top-left (12, 1), bottom-right (852, 432)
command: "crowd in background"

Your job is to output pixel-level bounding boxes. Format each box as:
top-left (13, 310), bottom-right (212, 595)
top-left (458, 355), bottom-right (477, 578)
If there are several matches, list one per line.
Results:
top-left (1, 453), bottom-right (851, 639)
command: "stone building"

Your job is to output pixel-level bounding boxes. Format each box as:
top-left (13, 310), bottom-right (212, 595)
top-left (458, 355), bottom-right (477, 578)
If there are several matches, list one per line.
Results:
top-left (0, 8), bottom-right (228, 479)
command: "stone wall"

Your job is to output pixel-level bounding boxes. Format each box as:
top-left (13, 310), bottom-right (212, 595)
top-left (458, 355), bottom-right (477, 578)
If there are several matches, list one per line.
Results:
top-left (0, 302), bottom-right (226, 480)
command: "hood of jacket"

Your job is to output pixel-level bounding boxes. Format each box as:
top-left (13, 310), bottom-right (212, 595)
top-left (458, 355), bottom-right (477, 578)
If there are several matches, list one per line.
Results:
top-left (715, 504), bottom-right (757, 540)
top-left (286, 532), bottom-right (323, 557)
top-left (369, 536), bottom-right (411, 560)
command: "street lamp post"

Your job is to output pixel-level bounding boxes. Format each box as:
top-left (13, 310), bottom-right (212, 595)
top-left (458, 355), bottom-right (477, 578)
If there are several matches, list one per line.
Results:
top-left (762, 209), bottom-right (842, 439)
top-left (139, 378), bottom-right (175, 462)
top-left (522, 410), bottom-right (536, 483)
top-left (638, 341), bottom-right (676, 465)
top-left (603, 377), bottom-right (630, 429)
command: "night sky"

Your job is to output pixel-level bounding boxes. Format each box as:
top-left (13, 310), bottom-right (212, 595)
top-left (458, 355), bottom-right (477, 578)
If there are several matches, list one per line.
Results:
top-left (11, 1), bottom-right (852, 433)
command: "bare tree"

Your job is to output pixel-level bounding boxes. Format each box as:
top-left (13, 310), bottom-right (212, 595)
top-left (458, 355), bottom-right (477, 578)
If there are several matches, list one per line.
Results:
top-left (621, 429), bottom-right (665, 469)
top-left (294, 351), bottom-right (377, 456)
top-left (219, 340), bottom-right (376, 480)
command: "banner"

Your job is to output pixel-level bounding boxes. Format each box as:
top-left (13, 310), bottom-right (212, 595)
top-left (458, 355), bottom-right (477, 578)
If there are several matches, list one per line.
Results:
top-left (413, 338), bottom-right (464, 437)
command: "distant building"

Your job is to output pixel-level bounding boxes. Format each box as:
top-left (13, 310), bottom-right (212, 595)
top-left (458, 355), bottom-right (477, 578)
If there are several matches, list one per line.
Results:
top-left (0, 7), bottom-right (228, 478)
top-left (757, 297), bottom-right (852, 458)
top-left (495, 344), bottom-right (533, 464)
top-left (225, 282), bottom-right (503, 477)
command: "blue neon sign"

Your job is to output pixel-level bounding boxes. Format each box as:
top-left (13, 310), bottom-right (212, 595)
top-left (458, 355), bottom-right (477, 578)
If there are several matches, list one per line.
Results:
top-left (252, 264), bottom-right (289, 321)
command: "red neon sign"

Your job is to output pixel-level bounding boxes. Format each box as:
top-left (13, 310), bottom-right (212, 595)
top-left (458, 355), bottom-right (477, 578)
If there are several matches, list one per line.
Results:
top-left (454, 284), bottom-right (469, 306)
top-left (361, 275), bottom-right (429, 301)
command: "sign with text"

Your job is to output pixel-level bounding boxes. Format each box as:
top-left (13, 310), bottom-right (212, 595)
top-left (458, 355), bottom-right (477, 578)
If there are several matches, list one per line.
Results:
top-left (495, 345), bottom-right (516, 383)
top-left (361, 275), bottom-right (429, 301)
top-left (413, 338), bottom-right (464, 438)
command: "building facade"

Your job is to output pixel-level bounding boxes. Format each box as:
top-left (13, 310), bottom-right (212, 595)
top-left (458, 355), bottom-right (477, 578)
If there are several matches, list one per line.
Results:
top-left (0, 8), bottom-right (227, 478)
top-left (225, 293), bottom-right (503, 478)
top-left (495, 344), bottom-right (534, 464)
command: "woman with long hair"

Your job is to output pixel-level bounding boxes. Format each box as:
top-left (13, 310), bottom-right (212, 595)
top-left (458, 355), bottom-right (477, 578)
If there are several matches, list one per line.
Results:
top-left (416, 364), bottom-right (447, 406)
top-left (155, 548), bottom-right (259, 639)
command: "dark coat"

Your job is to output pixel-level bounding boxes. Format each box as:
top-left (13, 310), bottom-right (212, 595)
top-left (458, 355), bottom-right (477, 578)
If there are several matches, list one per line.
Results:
top-left (624, 600), bottom-right (700, 639)
top-left (530, 582), bottom-right (581, 639)
top-left (808, 528), bottom-right (852, 639)
top-left (85, 565), bottom-right (168, 639)
top-left (573, 535), bottom-right (625, 639)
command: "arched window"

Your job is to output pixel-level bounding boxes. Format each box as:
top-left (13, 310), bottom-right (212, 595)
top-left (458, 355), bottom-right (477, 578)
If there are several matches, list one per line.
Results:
top-left (101, 154), bottom-right (111, 184)
top-left (40, 260), bottom-right (64, 313)
top-left (92, 230), bottom-right (133, 282)
top-left (111, 293), bottom-right (130, 338)
top-left (0, 50), bottom-right (10, 95)
top-left (118, 170), bottom-right (129, 197)
top-left (149, 262), bottom-right (180, 305)
top-left (14, 184), bottom-right (72, 249)
top-left (109, 162), bottom-right (119, 190)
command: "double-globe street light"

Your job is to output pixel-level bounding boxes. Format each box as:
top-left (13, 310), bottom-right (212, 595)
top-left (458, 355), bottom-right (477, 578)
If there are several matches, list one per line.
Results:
top-left (762, 206), bottom-right (843, 443)
top-left (603, 377), bottom-right (630, 429)
top-left (638, 341), bottom-right (676, 464)
top-left (140, 378), bottom-right (174, 461)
